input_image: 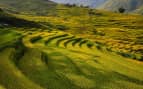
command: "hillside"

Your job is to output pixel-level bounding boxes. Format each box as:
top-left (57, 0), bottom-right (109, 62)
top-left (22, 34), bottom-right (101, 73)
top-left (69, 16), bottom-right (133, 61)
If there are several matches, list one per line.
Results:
top-left (0, 10), bottom-right (42, 27)
top-left (0, 0), bottom-right (57, 15)
top-left (0, 1), bottom-right (143, 89)
top-left (98, 0), bottom-right (143, 12)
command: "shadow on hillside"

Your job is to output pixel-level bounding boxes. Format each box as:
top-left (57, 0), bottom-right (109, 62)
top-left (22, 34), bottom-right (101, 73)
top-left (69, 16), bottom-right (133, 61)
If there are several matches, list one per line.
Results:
top-left (0, 11), bottom-right (41, 28)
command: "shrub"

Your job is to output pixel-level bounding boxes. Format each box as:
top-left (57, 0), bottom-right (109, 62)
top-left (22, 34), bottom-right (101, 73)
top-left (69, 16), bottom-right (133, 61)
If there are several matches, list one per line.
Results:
top-left (87, 42), bottom-right (94, 48)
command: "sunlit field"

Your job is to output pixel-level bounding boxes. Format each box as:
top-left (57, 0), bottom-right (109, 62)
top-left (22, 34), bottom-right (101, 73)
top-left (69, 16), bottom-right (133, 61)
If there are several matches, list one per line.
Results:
top-left (0, 3), bottom-right (143, 89)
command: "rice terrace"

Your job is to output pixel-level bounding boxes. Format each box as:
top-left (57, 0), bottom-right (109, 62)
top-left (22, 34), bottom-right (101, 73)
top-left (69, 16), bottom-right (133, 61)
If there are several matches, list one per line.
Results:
top-left (0, 0), bottom-right (143, 89)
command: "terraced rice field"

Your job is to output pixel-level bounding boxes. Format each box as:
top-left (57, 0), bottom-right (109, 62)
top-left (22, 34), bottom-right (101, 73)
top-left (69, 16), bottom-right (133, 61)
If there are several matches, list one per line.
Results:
top-left (0, 29), bottom-right (143, 89)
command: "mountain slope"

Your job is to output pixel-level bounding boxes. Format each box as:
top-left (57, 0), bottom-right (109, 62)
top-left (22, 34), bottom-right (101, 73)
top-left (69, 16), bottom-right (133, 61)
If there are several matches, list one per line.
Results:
top-left (0, 10), bottom-right (41, 27)
top-left (0, 17), bottom-right (143, 89)
top-left (0, 0), bottom-right (57, 15)
top-left (98, 0), bottom-right (143, 12)
top-left (0, 1), bottom-right (143, 89)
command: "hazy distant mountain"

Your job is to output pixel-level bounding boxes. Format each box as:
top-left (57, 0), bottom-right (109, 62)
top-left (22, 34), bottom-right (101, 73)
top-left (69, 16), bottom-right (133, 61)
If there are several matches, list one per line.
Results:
top-left (51, 0), bottom-right (143, 14)
top-left (134, 6), bottom-right (143, 14)
top-left (51, 0), bottom-right (106, 7)
top-left (98, 0), bottom-right (143, 12)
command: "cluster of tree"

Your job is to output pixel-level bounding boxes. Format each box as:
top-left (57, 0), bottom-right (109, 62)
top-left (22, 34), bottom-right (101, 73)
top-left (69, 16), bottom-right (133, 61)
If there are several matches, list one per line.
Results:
top-left (79, 5), bottom-right (89, 8)
top-left (88, 9), bottom-right (96, 15)
top-left (118, 7), bottom-right (126, 13)
top-left (64, 3), bottom-right (89, 8)
top-left (64, 3), bottom-right (76, 7)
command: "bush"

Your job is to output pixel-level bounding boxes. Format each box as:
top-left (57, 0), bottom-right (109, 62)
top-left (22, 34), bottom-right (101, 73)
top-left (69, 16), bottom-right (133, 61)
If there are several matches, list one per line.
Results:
top-left (87, 42), bottom-right (94, 48)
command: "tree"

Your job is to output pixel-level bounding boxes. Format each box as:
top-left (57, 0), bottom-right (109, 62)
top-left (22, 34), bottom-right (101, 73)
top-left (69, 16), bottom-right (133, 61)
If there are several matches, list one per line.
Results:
top-left (64, 3), bottom-right (76, 7)
top-left (88, 9), bottom-right (95, 16)
top-left (118, 7), bottom-right (125, 13)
